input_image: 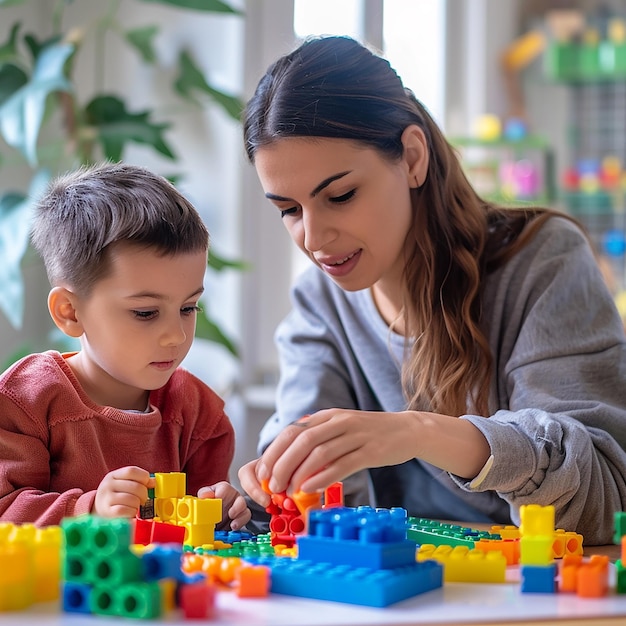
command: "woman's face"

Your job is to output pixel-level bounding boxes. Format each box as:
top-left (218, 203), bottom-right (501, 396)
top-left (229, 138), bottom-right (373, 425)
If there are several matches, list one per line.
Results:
top-left (254, 135), bottom-right (421, 293)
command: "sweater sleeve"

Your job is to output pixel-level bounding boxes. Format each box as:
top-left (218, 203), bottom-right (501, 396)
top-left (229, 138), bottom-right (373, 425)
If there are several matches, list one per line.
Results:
top-left (0, 383), bottom-right (96, 526)
top-left (453, 219), bottom-right (626, 544)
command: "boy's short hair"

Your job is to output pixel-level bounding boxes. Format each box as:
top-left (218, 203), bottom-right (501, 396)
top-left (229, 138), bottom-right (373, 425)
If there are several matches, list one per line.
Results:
top-left (31, 162), bottom-right (209, 295)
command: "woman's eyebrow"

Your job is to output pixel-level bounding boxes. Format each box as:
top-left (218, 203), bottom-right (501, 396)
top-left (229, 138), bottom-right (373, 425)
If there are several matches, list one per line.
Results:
top-left (265, 171), bottom-right (352, 202)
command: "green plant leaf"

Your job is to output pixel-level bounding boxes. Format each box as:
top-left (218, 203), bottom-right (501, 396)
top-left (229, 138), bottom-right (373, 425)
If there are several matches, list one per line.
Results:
top-left (0, 42), bottom-right (73, 165)
top-left (139, 0), bottom-right (242, 15)
top-left (0, 22), bottom-right (20, 63)
top-left (195, 308), bottom-right (238, 356)
top-left (125, 26), bottom-right (159, 64)
top-left (0, 63), bottom-right (28, 106)
top-left (173, 50), bottom-right (243, 120)
top-left (85, 95), bottom-right (176, 161)
top-left (208, 248), bottom-right (249, 272)
top-left (0, 0), bottom-right (27, 7)
top-left (0, 168), bottom-right (49, 329)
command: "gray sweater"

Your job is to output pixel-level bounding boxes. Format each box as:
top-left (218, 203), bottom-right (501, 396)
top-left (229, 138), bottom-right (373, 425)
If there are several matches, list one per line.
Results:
top-left (258, 217), bottom-right (626, 545)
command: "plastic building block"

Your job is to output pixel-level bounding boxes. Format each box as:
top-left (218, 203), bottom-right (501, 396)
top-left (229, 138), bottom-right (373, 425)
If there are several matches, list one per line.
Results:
top-left (519, 504), bottom-right (555, 538)
top-left (560, 554), bottom-right (584, 593)
top-left (616, 558), bottom-right (626, 594)
top-left (253, 555), bottom-right (442, 607)
top-left (179, 581), bottom-right (215, 619)
top-left (614, 511), bottom-right (626, 545)
top-left (90, 581), bottom-right (162, 619)
top-left (520, 535), bottom-right (554, 565)
top-left (0, 540), bottom-right (32, 611)
top-left (308, 506), bottom-right (408, 543)
top-left (178, 495), bottom-right (222, 526)
top-left (407, 517), bottom-right (500, 547)
top-left (520, 564), bottom-right (557, 593)
top-left (552, 529), bottom-right (584, 558)
top-left (560, 554), bottom-right (609, 598)
top-left (62, 582), bottom-right (92, 614)
top-left (417, 544), bottom-right (506, 583)
top-left (323, 482), bottom-right (344, 508)
top-left (142, 545), bottom-right (184, 581)
top-left (154, 471), bottom-right (186, 499)
top-left (474, 537), bottom-right (520, 565)
top-left (150, 519), bottom-right (185, 545)
top-left (236, 565), bottom-right (270, 597)
top-left (298, 534), bottom-right (416, 570)
top-left (490, 524), bottom-right (520, 540)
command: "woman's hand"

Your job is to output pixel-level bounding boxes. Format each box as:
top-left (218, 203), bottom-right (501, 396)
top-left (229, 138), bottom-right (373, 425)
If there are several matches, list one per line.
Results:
top-left (93, 466), bottom-right (154, 518)
top-left (253, 409), bottom-right (423, 497)
top-left (244, 409), bottom-right (491, 503)
top-left (238, 458), bottom-right (271, 508)
top-left (197, 481), bottom-right (251, 530)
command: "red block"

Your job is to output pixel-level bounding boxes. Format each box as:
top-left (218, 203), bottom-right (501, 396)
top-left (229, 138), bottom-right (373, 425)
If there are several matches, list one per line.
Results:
top-left (179, 582), bottom-right (215, 619)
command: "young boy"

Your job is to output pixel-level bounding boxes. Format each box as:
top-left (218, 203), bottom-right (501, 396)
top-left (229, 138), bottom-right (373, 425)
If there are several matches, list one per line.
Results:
top-left (0, 162), bottom-right (250, 530)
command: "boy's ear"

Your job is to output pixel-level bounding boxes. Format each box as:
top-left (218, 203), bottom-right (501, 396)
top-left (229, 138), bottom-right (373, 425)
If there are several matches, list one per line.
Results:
top-left (401, 124), bottom-right (429, 188)
top-left (48, 287), bottom-right (84, 338)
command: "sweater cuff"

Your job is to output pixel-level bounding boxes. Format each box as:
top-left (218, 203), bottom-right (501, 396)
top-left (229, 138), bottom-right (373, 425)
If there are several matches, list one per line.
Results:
top-left (449, 414), bottom-right (537, 493)
top-left (73, 490), bottom-right (97, 516)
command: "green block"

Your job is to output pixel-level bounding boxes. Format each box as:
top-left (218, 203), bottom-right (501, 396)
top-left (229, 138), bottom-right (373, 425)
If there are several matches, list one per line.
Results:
top-left (614, 511), bottom-right (626, 545)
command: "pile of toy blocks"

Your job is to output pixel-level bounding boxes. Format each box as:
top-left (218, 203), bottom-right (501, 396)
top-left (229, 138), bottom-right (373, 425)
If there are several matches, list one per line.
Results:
top-left (135, 471), bottom-right (223, 548)
top-left (248, 505), bottom-right (443, 607)
top-left (62, 515), bottom-right (216, 619)
top-left (0, 522), bottom-right (62, 611)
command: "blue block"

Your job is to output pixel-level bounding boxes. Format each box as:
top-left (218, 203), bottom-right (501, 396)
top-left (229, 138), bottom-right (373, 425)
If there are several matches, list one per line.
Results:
top-left (142, 545), bottom-right (183, 581)
top-left (520, 564), bottom-right (557, 593)
top-left (308, 507), bottom-right (408, 543)
top-left (297, 535), bottom-right (416, 569)
top-left (256, 556), bottom-right (443, 607)
top-left (63, 582), bottom-right (92, 614)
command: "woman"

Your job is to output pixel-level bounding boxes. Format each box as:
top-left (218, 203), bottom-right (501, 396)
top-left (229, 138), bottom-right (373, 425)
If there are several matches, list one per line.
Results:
top-left (239, 35), bottom-right (626, 544)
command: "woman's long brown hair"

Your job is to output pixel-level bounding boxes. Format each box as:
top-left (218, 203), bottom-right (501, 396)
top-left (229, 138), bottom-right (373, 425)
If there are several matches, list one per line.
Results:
top-left (244, 35), bottom-right (568, 417)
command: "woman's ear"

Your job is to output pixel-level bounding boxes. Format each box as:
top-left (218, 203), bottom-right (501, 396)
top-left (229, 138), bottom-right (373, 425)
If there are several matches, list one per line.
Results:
top-left (48, 287), bottom-right (83, 338)
top-left (401, 125), bottom-right (429, 188)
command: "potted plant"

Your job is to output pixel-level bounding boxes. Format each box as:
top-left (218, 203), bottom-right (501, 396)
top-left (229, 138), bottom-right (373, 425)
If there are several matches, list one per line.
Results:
top-left (0, 0), bottom-right (247, 369)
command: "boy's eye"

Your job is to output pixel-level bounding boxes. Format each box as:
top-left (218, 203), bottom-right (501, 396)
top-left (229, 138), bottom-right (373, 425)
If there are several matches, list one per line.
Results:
top-left (330, 189), bottom-right (356, 203)
top-left (182, 305), bottom-right (203, 316)
top-left (132, 309), bottom-right (158, 320)
top-left (280, 207), bottom-right (299, 218)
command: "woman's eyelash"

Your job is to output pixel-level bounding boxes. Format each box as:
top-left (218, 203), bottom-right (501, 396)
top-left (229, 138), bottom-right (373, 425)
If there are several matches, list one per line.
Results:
top-left (330, 189), bottom-right (356, 203)
top-left (280, 207), bottom-right (298, 218)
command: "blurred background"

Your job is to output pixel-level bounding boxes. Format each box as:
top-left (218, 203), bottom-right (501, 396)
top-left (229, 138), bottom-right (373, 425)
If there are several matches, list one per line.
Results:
top-left (1, 0), bottom-right (625, 486)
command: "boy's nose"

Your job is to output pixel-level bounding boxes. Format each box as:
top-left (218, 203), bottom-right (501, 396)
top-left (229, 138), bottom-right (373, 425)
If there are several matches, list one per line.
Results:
top-left (161, 320), bottom-right (187, 346)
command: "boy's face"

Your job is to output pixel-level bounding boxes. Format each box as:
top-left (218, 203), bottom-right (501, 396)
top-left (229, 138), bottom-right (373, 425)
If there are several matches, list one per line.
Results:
top-left (66, 243), bottom-right (207, 410)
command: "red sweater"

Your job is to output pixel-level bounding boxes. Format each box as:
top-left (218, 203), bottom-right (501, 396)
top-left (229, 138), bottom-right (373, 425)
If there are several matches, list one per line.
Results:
top-left (0, 351), bottom-right (234, 526)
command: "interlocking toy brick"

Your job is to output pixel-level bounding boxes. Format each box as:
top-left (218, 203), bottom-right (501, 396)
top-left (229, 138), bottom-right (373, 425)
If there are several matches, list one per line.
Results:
top-left (236, 565), bottom-right (270, 597)
top-left (154, 471), bottom-right (186, 499)
top-left (552, 529), bottom-right (584, 558)
top-left (252, 555), bottom-right (442, 607)
top-left (417, 544), bottom-right (506, 583)
top-left (520, 563), bottom-right (557, 593)
top-left (179, 581), bottom-right (215, 619)
top-left (474, 537), bottom-right (520, 565)
top-left (519, 504), bottom-right (555, 538)
top-left (407, 517), bottom-right (500, 548)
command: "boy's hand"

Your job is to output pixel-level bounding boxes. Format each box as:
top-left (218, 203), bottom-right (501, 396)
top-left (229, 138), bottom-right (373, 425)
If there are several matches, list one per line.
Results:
top-left (93, 466), bottom-right (154, 518)
top-left (197, 481), bottom-right (251, 531)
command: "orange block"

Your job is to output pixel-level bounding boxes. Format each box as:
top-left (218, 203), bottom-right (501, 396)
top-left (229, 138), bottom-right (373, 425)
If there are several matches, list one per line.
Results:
top-left (236, 565), bottom-right (271, 597)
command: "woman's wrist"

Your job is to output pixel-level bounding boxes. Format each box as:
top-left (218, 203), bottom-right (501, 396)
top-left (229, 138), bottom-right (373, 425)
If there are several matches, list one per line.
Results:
top-left (407, 410), bottom-right (491, 479)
